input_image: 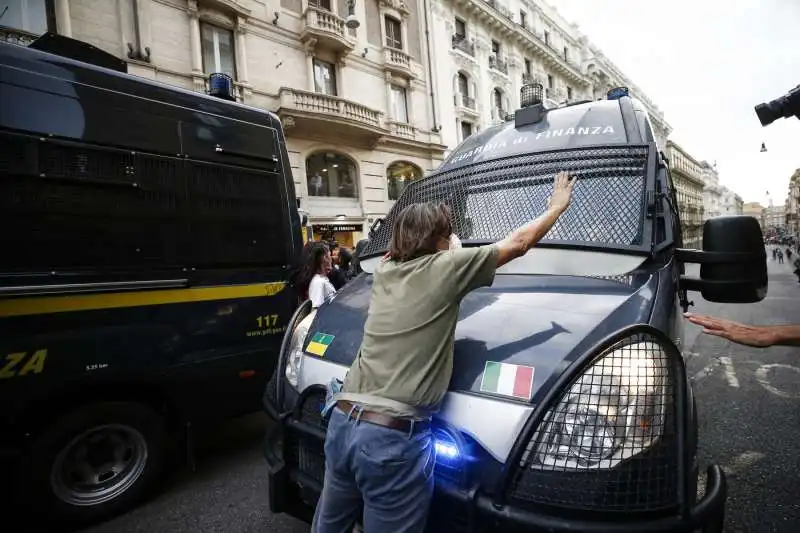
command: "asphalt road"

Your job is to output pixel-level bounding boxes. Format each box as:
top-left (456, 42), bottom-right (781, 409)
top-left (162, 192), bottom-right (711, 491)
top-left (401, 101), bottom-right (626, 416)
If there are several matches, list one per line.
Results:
top-left (77, 252), bottom-right (798, 533)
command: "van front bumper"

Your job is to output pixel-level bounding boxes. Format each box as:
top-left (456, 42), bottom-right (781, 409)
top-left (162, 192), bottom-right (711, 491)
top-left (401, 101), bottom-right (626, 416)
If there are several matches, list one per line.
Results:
top-left (263, 401), bottom-right (728, 533)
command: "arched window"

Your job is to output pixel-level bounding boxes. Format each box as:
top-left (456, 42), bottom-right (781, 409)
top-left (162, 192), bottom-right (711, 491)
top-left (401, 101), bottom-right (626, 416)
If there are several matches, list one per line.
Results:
top-left (492, 88), bottom-right (507, 119)
top-left (306, 151), bottom-right (358, 199)
top-left (457, 72), bottom-right (469, 97)
top-left (387, 161), bottom-right (423, 201)
top-left (453, 71), bottom-right (475, 109)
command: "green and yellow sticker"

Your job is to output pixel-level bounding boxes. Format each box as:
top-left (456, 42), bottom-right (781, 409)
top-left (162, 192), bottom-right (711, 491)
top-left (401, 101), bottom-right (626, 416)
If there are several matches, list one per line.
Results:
top-left (306, 332), bottom-right (335, 357)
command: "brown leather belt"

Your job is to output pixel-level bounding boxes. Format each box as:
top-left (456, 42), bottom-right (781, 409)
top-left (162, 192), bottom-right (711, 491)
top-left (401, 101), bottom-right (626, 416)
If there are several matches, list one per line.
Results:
top-left (336, 400), bottom-right (430, 433)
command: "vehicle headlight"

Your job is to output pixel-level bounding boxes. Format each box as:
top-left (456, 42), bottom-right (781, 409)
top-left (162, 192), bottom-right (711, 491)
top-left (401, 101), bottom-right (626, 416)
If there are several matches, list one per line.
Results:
top-left (285, 310), bottom-right (316, 388)
top-left (531, 340), bottom-right (670, 470)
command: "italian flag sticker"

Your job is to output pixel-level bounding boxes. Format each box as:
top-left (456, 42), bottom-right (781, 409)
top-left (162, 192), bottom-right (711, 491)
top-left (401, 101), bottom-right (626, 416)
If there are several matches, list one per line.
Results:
top-left (480, 361), bottom-right (535, 400)
top-left (306, 332), bottom-right (335, 357)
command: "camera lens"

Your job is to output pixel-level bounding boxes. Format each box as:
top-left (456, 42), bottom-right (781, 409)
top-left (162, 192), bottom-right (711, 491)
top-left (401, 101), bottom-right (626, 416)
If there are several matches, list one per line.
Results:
top-left (755, 100), bottom-right (783, 127)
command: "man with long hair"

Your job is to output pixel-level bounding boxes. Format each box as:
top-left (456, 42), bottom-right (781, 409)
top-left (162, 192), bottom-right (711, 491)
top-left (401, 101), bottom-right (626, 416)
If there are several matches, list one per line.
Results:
top-left (312, 171), bottom-right (576, 533)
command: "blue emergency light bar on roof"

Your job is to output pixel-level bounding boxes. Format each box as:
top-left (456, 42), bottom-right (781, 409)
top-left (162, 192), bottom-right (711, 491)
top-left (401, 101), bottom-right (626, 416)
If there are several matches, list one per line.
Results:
top-left (607, 87), bottom-right (630, 100)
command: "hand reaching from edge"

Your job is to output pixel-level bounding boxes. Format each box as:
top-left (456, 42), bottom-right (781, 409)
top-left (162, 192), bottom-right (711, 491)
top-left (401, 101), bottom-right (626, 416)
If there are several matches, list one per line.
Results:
top-left (684, 313), bottom-right (776, 347)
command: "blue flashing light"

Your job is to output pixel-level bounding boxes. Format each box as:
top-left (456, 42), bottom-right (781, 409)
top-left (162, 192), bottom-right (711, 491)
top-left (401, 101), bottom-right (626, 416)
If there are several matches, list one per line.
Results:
top-left (607, 86), bottom-right (630, 100)
top-left (433, 428), bottom-right (461, 461)
top-left (434, 440), bottom-right (459, 459)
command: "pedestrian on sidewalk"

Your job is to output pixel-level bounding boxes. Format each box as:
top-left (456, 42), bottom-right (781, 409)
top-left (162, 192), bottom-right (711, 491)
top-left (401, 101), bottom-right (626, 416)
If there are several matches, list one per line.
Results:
top-left (311, 172), bottom-right (577, 533)
top-left (684, 313), bottom-right (800, 348)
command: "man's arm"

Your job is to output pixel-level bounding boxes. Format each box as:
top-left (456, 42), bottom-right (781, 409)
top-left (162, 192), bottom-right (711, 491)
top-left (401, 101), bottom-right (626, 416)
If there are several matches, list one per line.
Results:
top-left (496, 171), bottom-right (576, 268)
top-left (684, 313), bottom-right (800, 347)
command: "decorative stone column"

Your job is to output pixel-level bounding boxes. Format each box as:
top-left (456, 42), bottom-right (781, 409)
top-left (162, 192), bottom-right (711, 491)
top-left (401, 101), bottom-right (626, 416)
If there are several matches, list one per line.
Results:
top-left (187, 1), bottom-right (205, 92)
top-left (55, 0), bottom-right (72, 37)
top-left (235, 16), bottom-right (250, 93)
top-left (406, 82), bottom-right (415, 126)
top-left (385, 71), bottom-right (394, 121)
top-left (304, 39), bottom-right (317, 92)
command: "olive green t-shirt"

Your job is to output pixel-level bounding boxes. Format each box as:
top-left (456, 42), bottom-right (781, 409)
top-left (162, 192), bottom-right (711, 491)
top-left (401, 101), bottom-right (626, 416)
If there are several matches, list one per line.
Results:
top-left (339, 244), bottom-right (499, 418)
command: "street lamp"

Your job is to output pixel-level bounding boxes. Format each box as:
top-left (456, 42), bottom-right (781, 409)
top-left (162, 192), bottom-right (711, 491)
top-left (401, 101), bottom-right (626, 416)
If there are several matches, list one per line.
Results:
top-left (345, 0), bottom-right (360, 29)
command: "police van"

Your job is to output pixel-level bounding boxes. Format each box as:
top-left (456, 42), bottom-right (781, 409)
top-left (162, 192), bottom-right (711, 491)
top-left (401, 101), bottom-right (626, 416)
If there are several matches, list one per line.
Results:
top-left (0, 35), bottom-right (303, 524)
top-left (262, 84), bottom-right (767, 532)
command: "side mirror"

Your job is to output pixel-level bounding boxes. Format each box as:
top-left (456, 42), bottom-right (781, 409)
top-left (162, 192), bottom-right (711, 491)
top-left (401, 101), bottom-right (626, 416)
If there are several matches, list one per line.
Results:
top-left (676, 216), bottom-right (767, 303)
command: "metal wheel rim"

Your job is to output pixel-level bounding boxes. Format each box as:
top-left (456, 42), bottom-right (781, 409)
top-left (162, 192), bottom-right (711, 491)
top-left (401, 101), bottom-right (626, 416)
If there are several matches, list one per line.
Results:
top-left (50, 423), bottom-right (149, 506)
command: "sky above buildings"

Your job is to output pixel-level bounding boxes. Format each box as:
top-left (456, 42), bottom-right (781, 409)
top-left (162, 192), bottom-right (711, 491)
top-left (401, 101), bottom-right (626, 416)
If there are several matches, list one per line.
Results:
top-left (554, 0), bottom-right (800, 205)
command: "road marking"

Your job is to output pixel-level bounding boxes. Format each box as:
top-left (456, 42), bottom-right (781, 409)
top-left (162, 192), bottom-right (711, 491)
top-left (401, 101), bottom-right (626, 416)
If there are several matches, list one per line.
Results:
top-left (691, 363), bottom-right (716, 383)
top-left (721, 451), bottom-right (765, 477)
top-left (719, 356), bottom-right (740, 388)
top-left (755, 364), bottom-right (800, 399)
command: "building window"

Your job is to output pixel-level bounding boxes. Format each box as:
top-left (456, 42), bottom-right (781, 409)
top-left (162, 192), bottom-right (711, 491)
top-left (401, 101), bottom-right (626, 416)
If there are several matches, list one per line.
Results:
top-left (567, 86), bottom-right (573, 100)
top-left (306, 152), bottom-right (358, 199)
top-left (201, 22), bottom-right (236, 78)
top-left (524, 58), bottom-right (532, 76)
top-left (1, 0), bottom-right (52, 35)
top-left (544, 30), bottom-right (550, 45)
top-left (387, 161), bottom-right (423, 201)
top-left (460, 121), bottom-right (473, 141)
top-left (491, 40), bottom-right (500, 56)
top-left (308, 0), bottom-right (332, 10)
top-left (454, 18), bottom-right (466, 40)
top-left (313, 58), bottom-right (337, 95)
top-left (547, 74), bottom-right (554, 89)
top-left (563, 46), bottom-right (569, 61)
top-left (385, 16), bottom-right (402, 49)
top-left (493, 88), bottom-right (504, 118)
top-left (519, 10), bottom-right (527, 28)
top-left (390, 85), bottom-right (409, 123)
top-left (457, 73), bottom-right (469, 97)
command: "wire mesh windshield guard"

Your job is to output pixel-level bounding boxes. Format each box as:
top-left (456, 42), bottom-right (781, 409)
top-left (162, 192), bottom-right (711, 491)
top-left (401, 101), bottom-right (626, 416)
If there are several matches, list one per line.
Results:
top-left (502, 327), bottom-right (688, 515)
top-left (362, 146), bottom-right (652, 258)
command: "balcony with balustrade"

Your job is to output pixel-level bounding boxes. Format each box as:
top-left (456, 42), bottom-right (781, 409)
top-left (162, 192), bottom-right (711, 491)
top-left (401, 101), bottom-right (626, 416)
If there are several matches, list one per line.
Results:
top-left (383, 47), bottom-right (413, 78)
top-left (489, 55), bottom-right (508, 75)
top-left (451, 35), bottom-right (476, 57)
top-left (454, 92), bottom-right (478, 119)
top-left (300, 6), bottom-right (355, 54)
top-left (278, 87), bottom-right (385, 144)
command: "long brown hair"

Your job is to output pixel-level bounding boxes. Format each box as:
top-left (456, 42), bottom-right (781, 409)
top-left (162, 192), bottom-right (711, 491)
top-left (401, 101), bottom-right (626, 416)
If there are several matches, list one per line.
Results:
top-left (389, 202), bottom-right (453, 262)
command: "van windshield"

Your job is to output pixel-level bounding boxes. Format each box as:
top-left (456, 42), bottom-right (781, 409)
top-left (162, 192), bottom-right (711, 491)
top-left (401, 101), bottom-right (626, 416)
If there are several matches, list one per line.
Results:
top-left (362, 145), bottom-right (652, 258)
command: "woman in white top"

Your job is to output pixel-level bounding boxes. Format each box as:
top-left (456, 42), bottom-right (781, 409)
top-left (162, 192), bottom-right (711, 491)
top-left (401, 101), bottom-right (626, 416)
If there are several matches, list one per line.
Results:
top-left (298, 242), bottom-right (337, 308)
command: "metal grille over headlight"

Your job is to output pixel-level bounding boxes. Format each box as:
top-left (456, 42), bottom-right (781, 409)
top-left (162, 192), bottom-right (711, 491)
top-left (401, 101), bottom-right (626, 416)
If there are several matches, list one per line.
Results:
top-left (508, 331), bottom-right (680, 513)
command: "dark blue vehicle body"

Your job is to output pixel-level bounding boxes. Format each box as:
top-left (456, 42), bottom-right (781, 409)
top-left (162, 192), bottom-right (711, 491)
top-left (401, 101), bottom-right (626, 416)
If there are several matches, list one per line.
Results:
top-left (263, 92), bottom-right (732, 532)
top-left (262, 89), bottom-right (736, 532)
top-left (0, 36), bottom-right (302, 524)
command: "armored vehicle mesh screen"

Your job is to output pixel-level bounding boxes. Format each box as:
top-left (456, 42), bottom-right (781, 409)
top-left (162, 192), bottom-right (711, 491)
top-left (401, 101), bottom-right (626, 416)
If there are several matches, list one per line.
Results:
top-left (362, 146), bottom-right (650, 256)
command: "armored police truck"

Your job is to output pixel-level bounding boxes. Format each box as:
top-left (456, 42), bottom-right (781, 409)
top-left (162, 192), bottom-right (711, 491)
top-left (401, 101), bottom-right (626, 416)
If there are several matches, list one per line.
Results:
top-left (0, 35), bottom-right (303, 525)
top-left (262, 84), bottom-right (767, 533)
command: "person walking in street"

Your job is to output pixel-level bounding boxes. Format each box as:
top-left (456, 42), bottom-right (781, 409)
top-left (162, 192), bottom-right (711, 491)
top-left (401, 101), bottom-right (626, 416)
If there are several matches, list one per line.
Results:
top-left (311, 171), bottom-right (577, 533)
top-left (786, 247), bottom-right (793, 262)
top-left (684, 313), bottom-right (800, 347)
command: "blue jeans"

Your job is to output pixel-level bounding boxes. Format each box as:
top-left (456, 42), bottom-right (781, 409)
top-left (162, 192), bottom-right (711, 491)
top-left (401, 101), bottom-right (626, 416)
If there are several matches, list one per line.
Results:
top-left (311, 406), bottom-right (435, 533)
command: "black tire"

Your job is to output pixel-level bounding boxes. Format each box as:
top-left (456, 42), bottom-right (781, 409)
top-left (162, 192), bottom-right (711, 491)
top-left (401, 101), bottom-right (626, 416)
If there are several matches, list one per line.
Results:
top-left (24, 401), bottom-right (167, 527)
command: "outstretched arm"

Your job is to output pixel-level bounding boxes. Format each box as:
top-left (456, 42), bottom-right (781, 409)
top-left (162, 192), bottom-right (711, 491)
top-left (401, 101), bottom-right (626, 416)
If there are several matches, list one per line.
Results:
top-left (684, 313), bottom-right (800, 347)
top-left (495, 171), bottom-right (576, 268)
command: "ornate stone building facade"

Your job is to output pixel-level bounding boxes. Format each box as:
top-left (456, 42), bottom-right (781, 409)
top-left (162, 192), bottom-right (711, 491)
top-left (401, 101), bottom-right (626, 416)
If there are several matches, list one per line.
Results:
top-left (1, 0), bottom-right (448, 247)
top-left (665, 141), bottom-right (704, 248)
top-left (427, 0), bottom-right (672, 153)
top-left (785, 169), bottom-right (799, 242)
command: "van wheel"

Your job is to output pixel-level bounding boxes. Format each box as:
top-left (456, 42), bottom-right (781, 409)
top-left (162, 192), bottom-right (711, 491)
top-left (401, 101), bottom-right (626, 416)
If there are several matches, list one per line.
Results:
top-left (26, 402), bottom-right (167, 526)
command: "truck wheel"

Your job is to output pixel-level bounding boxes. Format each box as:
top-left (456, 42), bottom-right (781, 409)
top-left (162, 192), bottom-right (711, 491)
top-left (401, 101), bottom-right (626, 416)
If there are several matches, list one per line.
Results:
top-left (26, 401), bottom-right (167, 526)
